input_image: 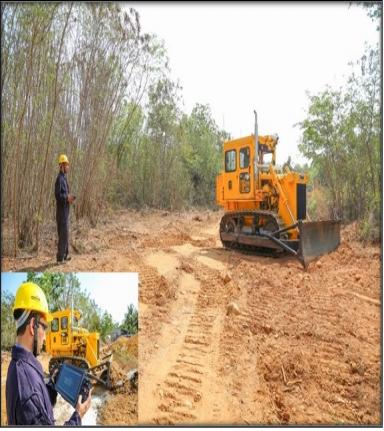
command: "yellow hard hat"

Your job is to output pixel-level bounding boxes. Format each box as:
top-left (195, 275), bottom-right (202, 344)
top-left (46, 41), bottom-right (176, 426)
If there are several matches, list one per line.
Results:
top-left (13, 282), bottom-right (52, 322)
top-left (58, 154), bottom-right (69, 164)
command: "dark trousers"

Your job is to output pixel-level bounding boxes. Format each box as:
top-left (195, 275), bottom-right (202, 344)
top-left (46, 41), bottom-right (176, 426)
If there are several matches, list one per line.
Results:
top-left (56, 213), bottom-right (69, 261)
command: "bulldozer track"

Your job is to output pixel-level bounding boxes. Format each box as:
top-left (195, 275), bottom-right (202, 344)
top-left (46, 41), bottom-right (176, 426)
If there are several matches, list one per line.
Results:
top-left (219, 210), bottom-right (289, 257)
top-left (138, 264), bottom-right (170, 347)
top-left (148, 261), bottom-right (232, 425)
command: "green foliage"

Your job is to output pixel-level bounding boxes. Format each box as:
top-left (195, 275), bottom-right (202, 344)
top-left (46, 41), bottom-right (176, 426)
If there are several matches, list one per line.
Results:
top-left (180, 104), bottom-right (225, 206)
top-left (354, 1), bottom-right (382, 30)
top-left (99, 311), bottom-right (118, 340)
top-left (360, 211), bottom-right (381, 242)
top-left (298, 44), bottom-right (380, 238)
top-left (121, 303), bottom-right (138, 335)
top-left (23, 272), bottom-right (119, 341)
top-left (26, 272), bottom-right (82, 312)
top-left (106, 74), bottom-right (228, 210)
top-left (1, 291), bottom-right (15, 349)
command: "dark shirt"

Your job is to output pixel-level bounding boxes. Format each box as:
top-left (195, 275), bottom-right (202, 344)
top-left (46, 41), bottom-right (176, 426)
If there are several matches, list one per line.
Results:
top-left (6, 344), bottom-right (81, 426)
top-left (55, 171), bottom-right (69, 213)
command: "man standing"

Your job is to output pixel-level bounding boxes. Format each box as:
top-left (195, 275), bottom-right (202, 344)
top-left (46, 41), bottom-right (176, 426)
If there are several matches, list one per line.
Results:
top-left (55, 154), bottom-right (75, 264)
top-left (6, 282), bottom-right (92, 425)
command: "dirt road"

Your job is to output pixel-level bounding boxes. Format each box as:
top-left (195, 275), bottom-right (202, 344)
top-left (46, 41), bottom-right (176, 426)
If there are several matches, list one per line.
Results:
top-left (2, 209), bottom-right (381, 424)
top-left (136, 212), bottom-right (380, 425)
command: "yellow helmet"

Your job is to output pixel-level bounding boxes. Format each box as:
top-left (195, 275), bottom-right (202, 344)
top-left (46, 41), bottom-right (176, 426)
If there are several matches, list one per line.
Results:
top-left (13, 282), bottom-right (52, 322)
top-left (58, 154), bottom-right (69, 164)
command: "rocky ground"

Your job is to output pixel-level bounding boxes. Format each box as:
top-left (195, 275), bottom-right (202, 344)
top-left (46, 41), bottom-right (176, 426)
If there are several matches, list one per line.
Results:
top-left (1, 209), bottom-right (381, 425)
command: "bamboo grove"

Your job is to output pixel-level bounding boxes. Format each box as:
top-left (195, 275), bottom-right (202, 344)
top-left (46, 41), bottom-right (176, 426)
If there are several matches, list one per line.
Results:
top-left (1, 3), bottom-right (227, 256)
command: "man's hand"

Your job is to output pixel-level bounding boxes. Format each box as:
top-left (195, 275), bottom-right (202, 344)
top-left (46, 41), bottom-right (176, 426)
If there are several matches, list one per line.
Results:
top-left (51, 367), bottom-right (60, 384)
top-left (67, 194), bottom-right (76, 204)
top-left (75, 389), bottom-right (92, 419)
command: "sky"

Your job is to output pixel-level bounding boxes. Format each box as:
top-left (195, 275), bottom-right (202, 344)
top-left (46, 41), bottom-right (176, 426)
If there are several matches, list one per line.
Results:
top-left (128, 2), bottom-right (380, 165)
top-left (1, 272), bottom-right (138, 324)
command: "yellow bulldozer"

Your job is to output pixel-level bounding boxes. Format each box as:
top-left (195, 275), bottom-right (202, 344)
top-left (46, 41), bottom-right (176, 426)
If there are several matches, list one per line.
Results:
top-left (216, 111), bottom-right (340, 267)
top-left (45, 309), bottom-right (113, 388)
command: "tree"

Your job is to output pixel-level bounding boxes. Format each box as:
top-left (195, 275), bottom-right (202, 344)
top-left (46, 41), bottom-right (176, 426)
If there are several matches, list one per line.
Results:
top-left (298, 88), bottom-right (347, 218)
top-left (1, 3), bottom-right (167, 252)
top-left (180, 104), bottom-right (225, 206)
top-left (1, 292), bottom-right (15, 349)
top-left (354, 1), bottom-right (382, 30)
top-left (25, 272), bottom-right (103, 331)
top-left (121, 303), bottom-right (138, 334)
top-left (99, 311), bottom-right (118, 341)
top-left (144, 77), bottom-right (185, 208)
top-left (298, 44), bottom-right (380, 239)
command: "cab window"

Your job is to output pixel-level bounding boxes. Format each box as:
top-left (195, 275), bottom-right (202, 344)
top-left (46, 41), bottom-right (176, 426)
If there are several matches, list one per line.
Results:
top-left (225, 150), bottom-right (236, 172)
top-left (240, 173), bottom-right (250, 193)
top-left (240, 147), bottom-right (250, 169)
top-left (51, 318), bottom-right (59, 332)
top-left (61, 316), bottom-right (68, 330)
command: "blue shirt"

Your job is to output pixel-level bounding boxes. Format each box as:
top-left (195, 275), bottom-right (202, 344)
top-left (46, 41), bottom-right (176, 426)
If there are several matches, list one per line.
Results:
top-left (6, 344), bottom-right (81, 426)
top-left (55, 171), bottom-right (70, 215)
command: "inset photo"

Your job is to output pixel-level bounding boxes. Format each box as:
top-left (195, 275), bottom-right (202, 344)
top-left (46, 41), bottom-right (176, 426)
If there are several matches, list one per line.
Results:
top-left (1, 272), bottom-right (138, 426)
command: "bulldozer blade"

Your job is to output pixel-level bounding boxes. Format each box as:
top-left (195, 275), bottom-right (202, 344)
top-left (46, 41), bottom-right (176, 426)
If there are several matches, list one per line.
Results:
top-left (298, 220), bottom-right (341, 268)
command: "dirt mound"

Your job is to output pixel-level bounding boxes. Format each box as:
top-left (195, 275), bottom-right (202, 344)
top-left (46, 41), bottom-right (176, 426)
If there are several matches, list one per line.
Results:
top-left (341, 221), bottom-right (360, 242)
top-left (99, 334), bottom-right (138, 426)
top-left (110, 334), bottom-right (138, 358)
top-left (101, 334), bottom-right (138, 395)
top-left (108, 363), bottom-right (136, 394)
top-left (140, 272), bottom-right (176, 307)
top-left (140, 224), bottom-right (192, 248)
top-left (98, 392), bottom-right (138, 425)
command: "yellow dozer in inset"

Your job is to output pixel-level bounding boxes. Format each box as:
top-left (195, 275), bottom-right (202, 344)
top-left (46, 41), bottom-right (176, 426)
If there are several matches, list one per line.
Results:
top-left (45, 309), bottom-right (113, 388)
top-left (216, 111), bottom-right (340, 267)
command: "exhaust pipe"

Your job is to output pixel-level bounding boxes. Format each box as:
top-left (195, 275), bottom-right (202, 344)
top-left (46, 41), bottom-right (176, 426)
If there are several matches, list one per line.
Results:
top-left (254, 110), bottom-right (258, 182)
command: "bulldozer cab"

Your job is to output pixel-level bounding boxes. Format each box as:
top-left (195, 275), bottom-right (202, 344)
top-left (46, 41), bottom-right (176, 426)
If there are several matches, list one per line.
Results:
top-left (217, 136), bottom-right (255, 203)
top-left (216, 134), bottom-right (280, 210)
top-left (46, 309), bottom-right (74, 353)
top-left (46, 309), bottom-right (100, 369)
